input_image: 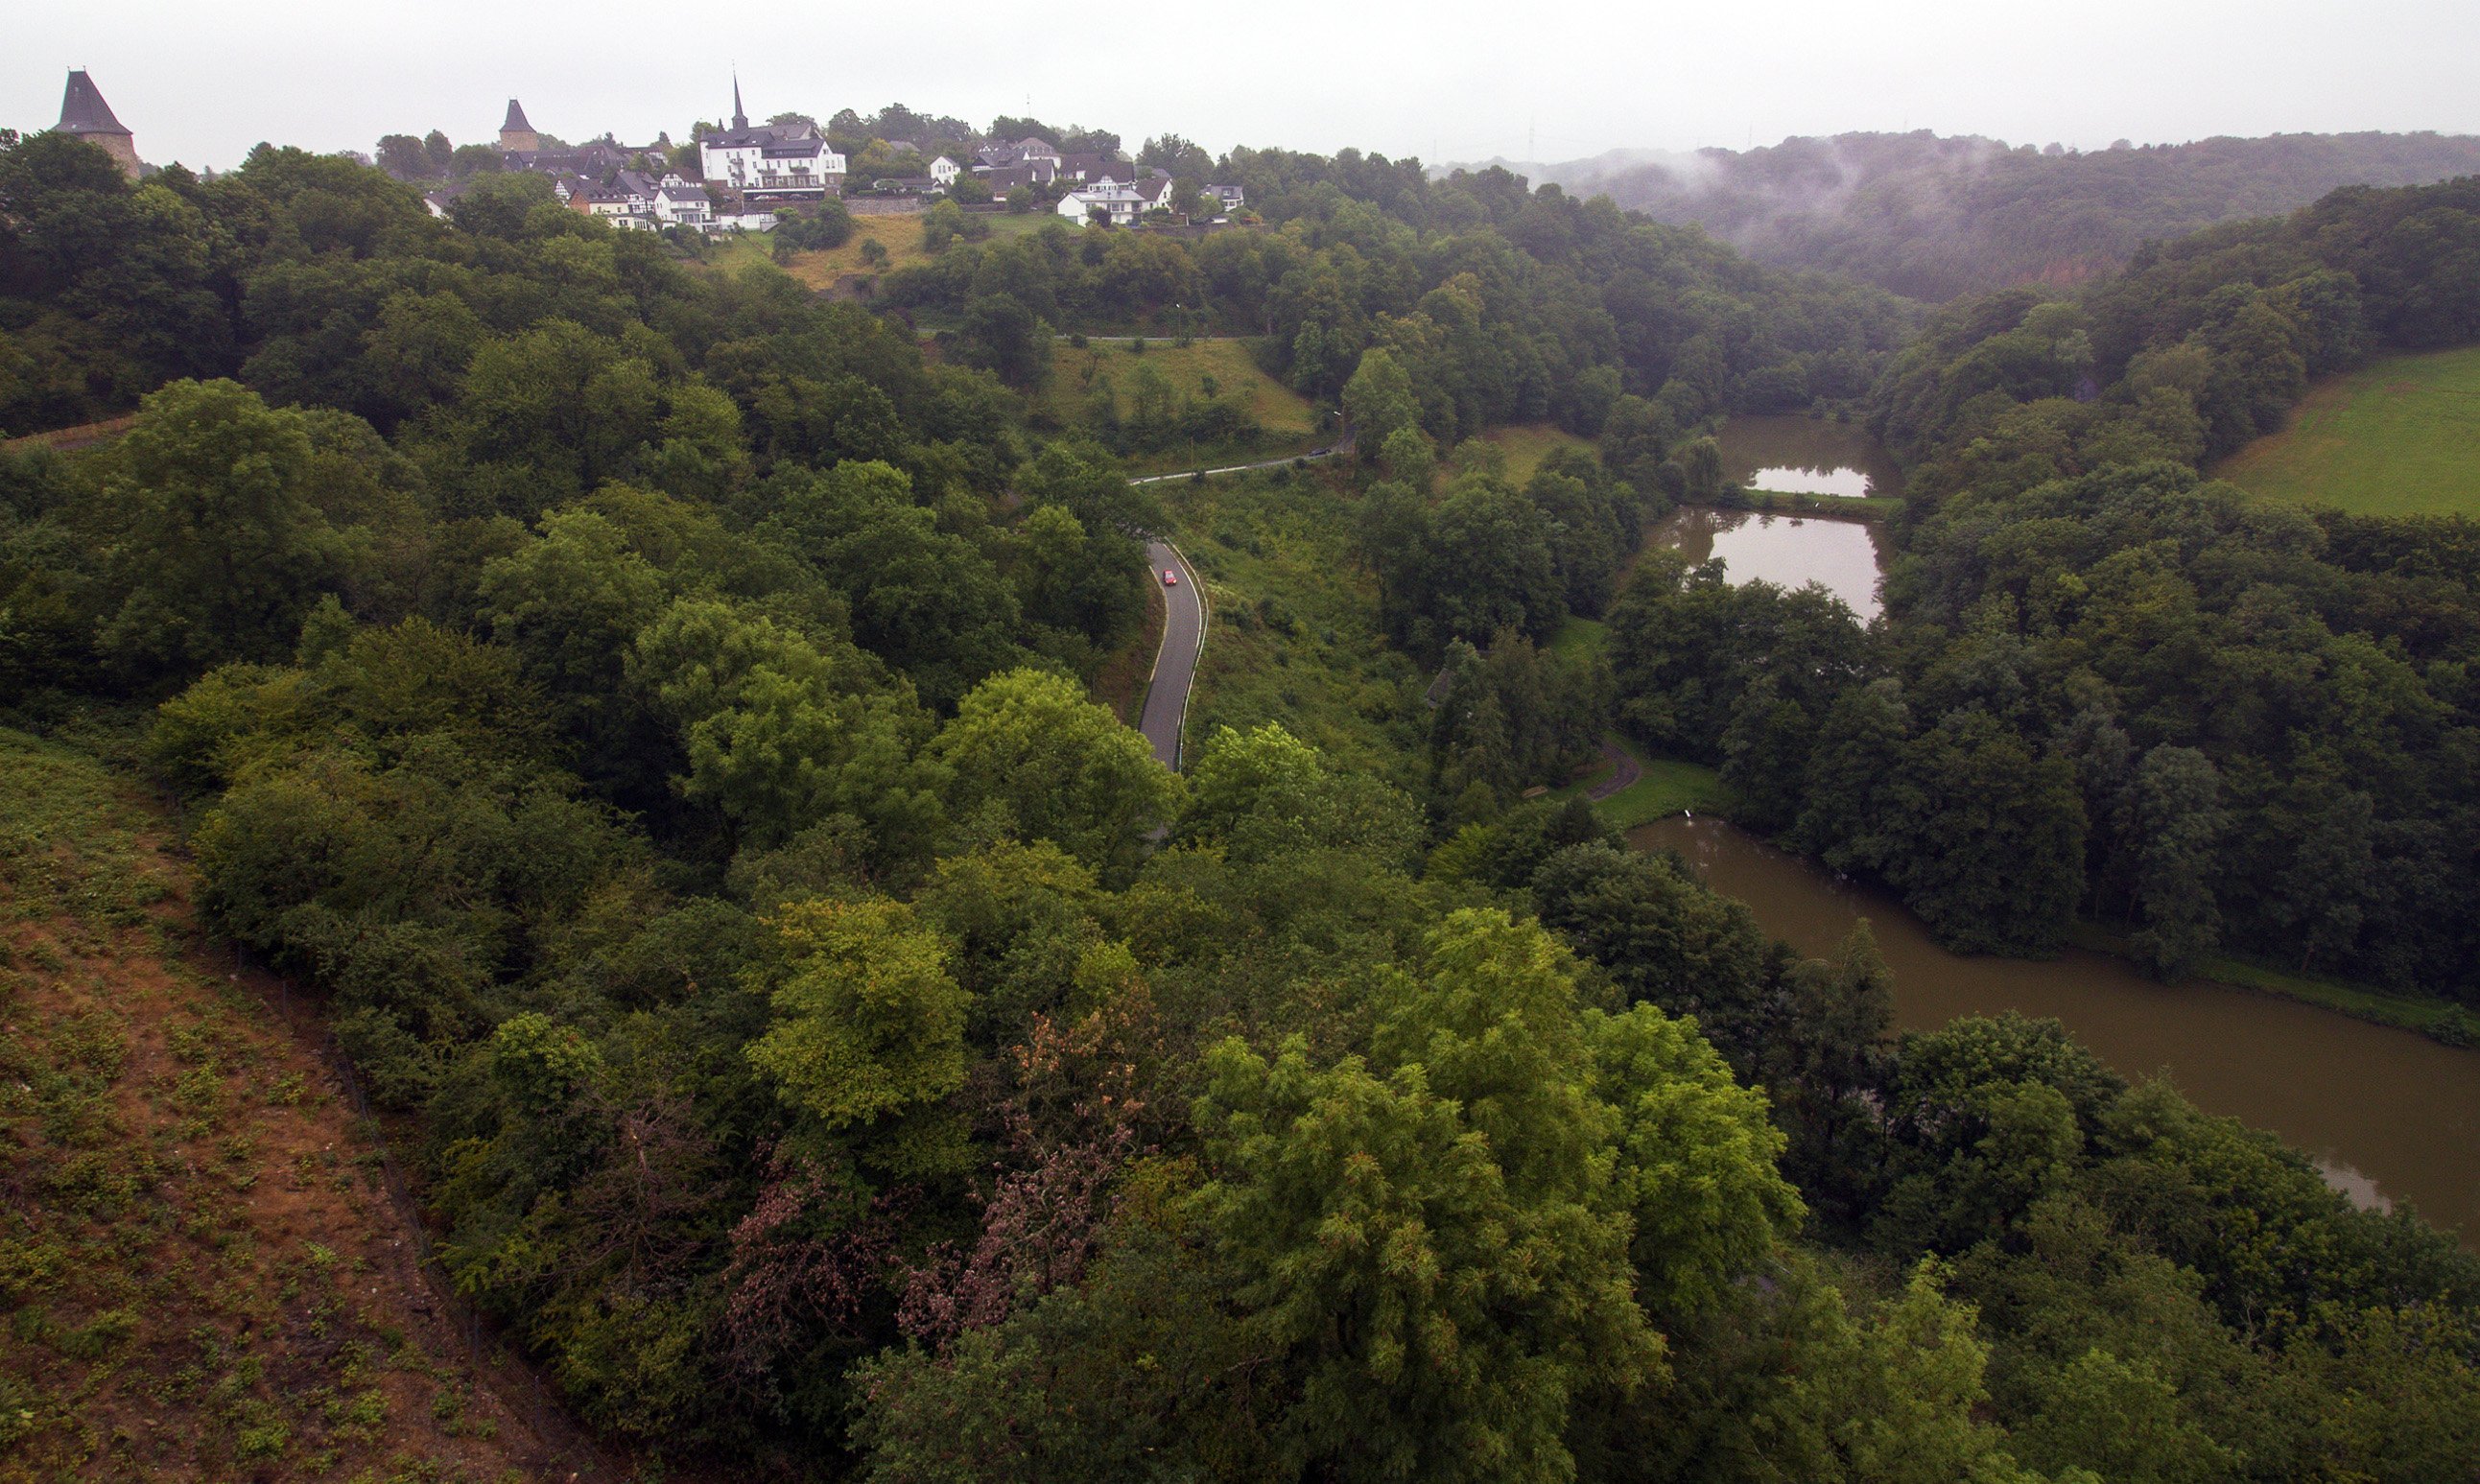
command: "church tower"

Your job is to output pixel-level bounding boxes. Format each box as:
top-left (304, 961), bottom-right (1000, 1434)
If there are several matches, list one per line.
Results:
top-left (57, 70), bottom-right (139, 180)
top-left (500, 99), bottom-right (541, 153)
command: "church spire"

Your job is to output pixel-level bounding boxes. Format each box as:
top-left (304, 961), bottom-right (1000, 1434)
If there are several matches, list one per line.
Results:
top-left (731, 72), bottom-right (746, 131)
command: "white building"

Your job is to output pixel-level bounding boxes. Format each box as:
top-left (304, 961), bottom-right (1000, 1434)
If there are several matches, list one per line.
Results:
top-left (928, 154), bottom-right (960, 186)
top-left (652, 179), bottom-right (712, 226)
top-left (1057, 178), bottom-right (1150, 225)
top-left (697, 81), bottom-right (845, 203)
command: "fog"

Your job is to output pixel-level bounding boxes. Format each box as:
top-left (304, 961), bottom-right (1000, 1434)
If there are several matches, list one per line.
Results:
top-left (8, 0), bottom-right (2477, 173)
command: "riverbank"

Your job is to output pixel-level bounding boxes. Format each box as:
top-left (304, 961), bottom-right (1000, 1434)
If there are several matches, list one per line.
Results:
top-left (1554, 733), bottom-right (1730, 828)
top-left (1634, 813), bottom-right (2480, 1240)
top-left (1722, 489), bottom-right (1904, 520)
top-left (2067, 920), bottom-right (2478, 1048)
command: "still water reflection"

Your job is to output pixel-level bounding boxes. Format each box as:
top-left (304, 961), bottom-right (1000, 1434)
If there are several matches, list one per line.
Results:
top-left (1714, 414), bottom-right (1906, 499)
top-left (1631, 815), bottom-right (2480, 1241)
top-left (1651, 508), bottom-right (1886, 621)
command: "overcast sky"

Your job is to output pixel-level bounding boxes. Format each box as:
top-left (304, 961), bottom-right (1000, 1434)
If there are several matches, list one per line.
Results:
top-left (11, 0), bottom-right (2478, 174)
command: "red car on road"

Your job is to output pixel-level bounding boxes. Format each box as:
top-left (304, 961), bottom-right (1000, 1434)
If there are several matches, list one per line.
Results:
top-left (1163, 569), bottom-right (1178, 585)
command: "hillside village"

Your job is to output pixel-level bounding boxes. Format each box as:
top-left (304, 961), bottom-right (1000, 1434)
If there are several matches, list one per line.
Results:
top-left (426, 80), bottom-right (1248, 235)
top-left (38, 68), bottom-right (1251, 239)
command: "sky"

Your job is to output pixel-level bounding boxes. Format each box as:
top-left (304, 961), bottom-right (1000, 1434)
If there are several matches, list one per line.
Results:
top-left (10, 0), bottom-right (2479, 174)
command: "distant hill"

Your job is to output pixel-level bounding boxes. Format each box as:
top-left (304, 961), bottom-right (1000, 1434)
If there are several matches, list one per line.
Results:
top-left (1459, 131), bottom-right (2480, 300)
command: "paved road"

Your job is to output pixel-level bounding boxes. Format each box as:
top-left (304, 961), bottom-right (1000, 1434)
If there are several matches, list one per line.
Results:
top-left (1138, 540), bottom-right (1205, 768)
top-left (1128, 445), bottom-right (1341, 485)
top-left (1585, 737), bottom-right (1642, 801)
top-left (1129, 433), bottom-right (1349, 767)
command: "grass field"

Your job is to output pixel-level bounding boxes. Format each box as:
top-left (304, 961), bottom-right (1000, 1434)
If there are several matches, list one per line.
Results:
top-left (703, 211), bottom-right (1058, 289)
top-left (1470, 423), bottom-right (1594, 484)
top-left (2215, 345), bottom-right (2480, 516)
top-left (1047, 340), bottom-right (1321, 436)
top-left (1544, 616), bottom-right (1733, 827)
top-left (1046, 339), bottom-right (1328, 475)
top-left (1584, 747), bottom-right (1733, 830)
top-left (1167, 470), bottom-right (1428, 785)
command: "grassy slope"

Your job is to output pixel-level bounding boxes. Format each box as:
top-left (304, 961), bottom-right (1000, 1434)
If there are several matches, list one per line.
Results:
top-left (1474, 424), bottom-right (1594, 484)
top-left (1553, 735), bottom-right (1733, 830)
top-left (2215, 345), bottom-right (2480, 516)
top-left (0, 725), bottom-right (594, 1481)
top-left (1044, 340), bottom-right (1327, 475)
top-left (1166, 471), bottom-right (1427, 784)
top-left (704, 211), bottom-right (1055, 289)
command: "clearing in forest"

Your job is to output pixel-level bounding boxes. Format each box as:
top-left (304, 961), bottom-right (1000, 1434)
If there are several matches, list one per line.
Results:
top-left (2215, 345), bottom-right (2480, 516)
top-left (1474, 423), bottom-right (1594, 484)
top-left (1044, 339), bottom-right (1323, 445)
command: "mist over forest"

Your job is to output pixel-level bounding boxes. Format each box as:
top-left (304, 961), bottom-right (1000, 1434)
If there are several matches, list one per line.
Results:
top-left (1470, 130), bottom-right (2480, 299)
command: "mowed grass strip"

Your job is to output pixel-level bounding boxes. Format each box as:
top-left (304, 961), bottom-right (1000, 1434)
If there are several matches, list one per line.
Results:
top-left (2216, 345), bottom-right (2480, 517)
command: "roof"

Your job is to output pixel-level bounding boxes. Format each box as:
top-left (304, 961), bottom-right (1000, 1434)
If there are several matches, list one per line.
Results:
top-left (58, 70), bottom-right (130, 137)
top-left (502, 99), bottom-right (532, 133)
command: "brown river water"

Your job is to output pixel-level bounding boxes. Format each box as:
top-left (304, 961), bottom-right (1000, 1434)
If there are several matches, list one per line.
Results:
top-left (1629, 427), bottom-right (2480, 1242)
top-left (1631, 816), bottom-right (2480, 1240)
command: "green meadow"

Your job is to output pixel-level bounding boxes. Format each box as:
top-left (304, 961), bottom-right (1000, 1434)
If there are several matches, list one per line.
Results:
top-left (2216, 345), bottom-right (2480, 516)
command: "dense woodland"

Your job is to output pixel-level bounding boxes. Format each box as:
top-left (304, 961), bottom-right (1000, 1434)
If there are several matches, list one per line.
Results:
top-left (4, 122), bottom-right (2480, 1481)
top-left (1534, 130), bottom-right (2480, 300)
top-left (1596, 177), bottom-right (2480, 999)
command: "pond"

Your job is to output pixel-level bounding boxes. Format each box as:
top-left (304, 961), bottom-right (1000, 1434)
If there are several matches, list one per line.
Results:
top-left (1630, 814), bottom-right (2480, 1243)
top-left (1715, 414), bottom-right (1905, 499)
top-left (1649, 507), bottom-right (1886, 621)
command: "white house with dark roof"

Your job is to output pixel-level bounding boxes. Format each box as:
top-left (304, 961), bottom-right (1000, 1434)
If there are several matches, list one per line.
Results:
top-left (698, 79), bottom-right (845, 202)
top-left (1057, 178), bottom-right (1150, 225)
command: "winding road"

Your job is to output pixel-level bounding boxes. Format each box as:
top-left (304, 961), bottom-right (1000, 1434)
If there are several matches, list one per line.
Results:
top-left (1138, 540), bottom-right (1205, 768)
top-left (1130, 436), bottom-right (1348, 768)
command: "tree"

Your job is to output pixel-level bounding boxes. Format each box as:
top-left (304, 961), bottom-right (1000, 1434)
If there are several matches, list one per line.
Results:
top-left (2128, 744), bottom-right (2226, 978)
top-left (747, 897), bottom-right (971, 1177)
top-left (632, 595), bottom-right (942, 870)
top-left (480, 507), bottom-right (666, 752)
top-left (1192, 909), bottom-right (1665, 1483)
top-left (374, 133), bottom-right (431, 178)
top-left (1176, 721), bottom-right (1424, 869)
top-left (757, 459), bottom-right (1024, 708)
top-left (98, 379), bottom-right (338, 675)
top-left (1680, 436), bottom-right (1725, 502)
top-left (957, 293), bottom-right (1048, 389)
top-left (928, 669), bottom-right (1181, 882)
top-left (1342, 345), bottom-right (1420, 456)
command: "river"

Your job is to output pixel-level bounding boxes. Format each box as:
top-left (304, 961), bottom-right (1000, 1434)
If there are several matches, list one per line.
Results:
top-left (1630, 815), bottom-right (2480, 1240)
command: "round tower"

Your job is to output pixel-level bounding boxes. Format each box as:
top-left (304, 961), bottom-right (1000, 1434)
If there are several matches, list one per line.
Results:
top-left (57, 69), bottom-right (139, 179)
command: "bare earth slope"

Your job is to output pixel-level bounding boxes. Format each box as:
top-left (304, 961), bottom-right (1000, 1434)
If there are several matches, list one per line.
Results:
top-left (0, 726), bottom-right (618, 1482)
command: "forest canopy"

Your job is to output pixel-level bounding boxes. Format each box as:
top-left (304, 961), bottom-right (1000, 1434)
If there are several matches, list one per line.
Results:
top-left (5, 125), bottom-right (2480, 1482)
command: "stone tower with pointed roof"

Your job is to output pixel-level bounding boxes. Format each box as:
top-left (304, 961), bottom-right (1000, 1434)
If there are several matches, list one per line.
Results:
top-left (500, 99), bottom-right (541, 154)
top-left (57, 70), bottom-right (139, 180)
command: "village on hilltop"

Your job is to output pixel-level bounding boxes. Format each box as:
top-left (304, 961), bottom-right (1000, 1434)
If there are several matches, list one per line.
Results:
top-left (36, 68), bottom-right (1248, 238)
